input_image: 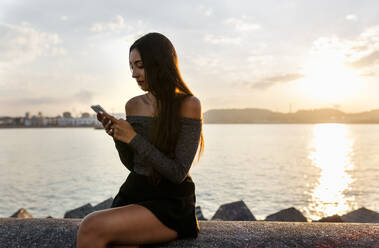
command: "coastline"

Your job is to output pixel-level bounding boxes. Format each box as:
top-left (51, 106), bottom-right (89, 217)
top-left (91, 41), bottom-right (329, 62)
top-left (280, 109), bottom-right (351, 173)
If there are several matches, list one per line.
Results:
top-left (0, 126), bottom-right (96, 129)
top-left (6, 200), bottom-right (379, 223)
top-left (3, 122), bottom-right (379, 129)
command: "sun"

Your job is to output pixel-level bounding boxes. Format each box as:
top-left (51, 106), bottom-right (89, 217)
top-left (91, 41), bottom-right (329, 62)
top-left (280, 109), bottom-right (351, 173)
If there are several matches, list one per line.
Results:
top-left (298, 47), bottom-right (362, 103)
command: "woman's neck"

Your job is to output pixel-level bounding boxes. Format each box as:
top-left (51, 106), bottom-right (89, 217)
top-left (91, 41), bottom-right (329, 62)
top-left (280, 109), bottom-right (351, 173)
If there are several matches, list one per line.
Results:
top-left (145, 92), bottom-right (156, 104)
top-left (144, 92), bottom-right (158, 116)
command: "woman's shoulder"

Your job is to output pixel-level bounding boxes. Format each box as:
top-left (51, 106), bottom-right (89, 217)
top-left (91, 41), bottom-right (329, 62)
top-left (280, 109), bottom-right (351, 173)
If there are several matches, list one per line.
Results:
top-left (125, 94), bottom-right (202, 119)
top-left (125, 95), bottom-right (141, 109)
top-left (124, 95), bottom-right (146, 116)
top-left (180, 95), bottom-right (202, 119)
top-left (125, 95), bottom-right (143, 105)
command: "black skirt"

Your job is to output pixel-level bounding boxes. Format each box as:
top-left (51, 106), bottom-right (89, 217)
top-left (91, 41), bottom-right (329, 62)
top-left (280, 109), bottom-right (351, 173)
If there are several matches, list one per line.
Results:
top-left (111, 172), bottom-right (200, 239)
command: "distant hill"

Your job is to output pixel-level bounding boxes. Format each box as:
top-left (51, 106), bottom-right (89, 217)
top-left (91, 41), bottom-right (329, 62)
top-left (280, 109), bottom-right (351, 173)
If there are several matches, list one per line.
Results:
top-left (203, 108), bottom-right (379, 124)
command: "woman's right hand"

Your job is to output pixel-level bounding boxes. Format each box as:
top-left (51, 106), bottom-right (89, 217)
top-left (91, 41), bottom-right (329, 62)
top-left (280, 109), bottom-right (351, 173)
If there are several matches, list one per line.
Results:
top-left (97, 112), bottom-right (114, 137)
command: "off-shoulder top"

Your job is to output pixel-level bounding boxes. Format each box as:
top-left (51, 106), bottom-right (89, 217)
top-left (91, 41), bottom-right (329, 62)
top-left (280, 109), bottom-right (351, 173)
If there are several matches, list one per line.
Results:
top-left (114, 115), bottom-right (202, 184)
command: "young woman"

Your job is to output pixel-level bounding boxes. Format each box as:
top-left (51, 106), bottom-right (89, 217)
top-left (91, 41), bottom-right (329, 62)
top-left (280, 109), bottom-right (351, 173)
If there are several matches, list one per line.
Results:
top-left (76, 33), bottom-right (204, 248)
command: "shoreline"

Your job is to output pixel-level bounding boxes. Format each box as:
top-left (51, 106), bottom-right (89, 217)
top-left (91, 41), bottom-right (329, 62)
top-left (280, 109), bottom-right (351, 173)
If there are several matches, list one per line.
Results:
top-left (0, 126), bottom-right (97, 129)
top-left (3, 122), bottom-right (379, 129)
top-left (6, 200), bottom-right (379, 224)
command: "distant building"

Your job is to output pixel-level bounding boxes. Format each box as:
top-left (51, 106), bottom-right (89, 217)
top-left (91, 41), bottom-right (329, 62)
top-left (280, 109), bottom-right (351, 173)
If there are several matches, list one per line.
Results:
top-left (57, 112), bottom-right (97, 126)
top-left (63, 112), bottom-right (72, 118)
top-left (13, 117), bottom-right (25, 126)
top-left (81, 112), bottom-right (90, 118)
top-left (24, 112), bottom-right (31, 126)
top-left (57, 116), bottom-right (75, 126)
top-left (46, 117), bottom-right (58, 126)
top-left (1, 111), bottom-right (112, 128)
top-left (29, 115), bottom-right (47, 126)
top-left (0, 117), bottom-right (13, 126)
top-left (74, 117), bottom-right (98, 126)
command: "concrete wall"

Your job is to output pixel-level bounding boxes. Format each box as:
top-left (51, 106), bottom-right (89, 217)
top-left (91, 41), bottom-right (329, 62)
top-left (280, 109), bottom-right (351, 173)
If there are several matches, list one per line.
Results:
top-left (0, 218), bottom-right (378, 248)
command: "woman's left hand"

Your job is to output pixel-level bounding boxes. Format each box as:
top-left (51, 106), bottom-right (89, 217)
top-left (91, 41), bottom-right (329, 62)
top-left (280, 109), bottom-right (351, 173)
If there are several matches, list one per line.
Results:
top-left (104, 114), bottom-right (137, 144)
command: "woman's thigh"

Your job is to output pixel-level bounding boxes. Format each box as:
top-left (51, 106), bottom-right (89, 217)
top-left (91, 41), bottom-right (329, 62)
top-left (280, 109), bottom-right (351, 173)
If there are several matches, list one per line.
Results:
top-left (80, 204), bottom-right (178, 246)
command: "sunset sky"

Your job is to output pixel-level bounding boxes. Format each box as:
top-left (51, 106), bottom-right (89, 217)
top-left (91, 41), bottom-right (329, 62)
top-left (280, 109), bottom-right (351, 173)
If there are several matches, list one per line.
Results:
top-left (1, 0), bottom-right (379, 117)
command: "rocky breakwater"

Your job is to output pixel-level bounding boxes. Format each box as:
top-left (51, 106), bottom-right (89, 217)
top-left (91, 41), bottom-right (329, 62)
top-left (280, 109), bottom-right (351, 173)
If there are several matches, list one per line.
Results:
top-left (197, 200), bottom-right (379, 223)
top-left (2, 199), bottom-right (379, 247)
top-left (10, 199), bottom-right (379, 223)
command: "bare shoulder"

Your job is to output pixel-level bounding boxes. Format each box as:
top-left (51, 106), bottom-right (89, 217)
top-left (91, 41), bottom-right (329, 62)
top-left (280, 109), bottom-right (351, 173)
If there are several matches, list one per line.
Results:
top-left (180, 95), bottom-right (202, 119)
top-left (125, 95), bottom-right (143, 116)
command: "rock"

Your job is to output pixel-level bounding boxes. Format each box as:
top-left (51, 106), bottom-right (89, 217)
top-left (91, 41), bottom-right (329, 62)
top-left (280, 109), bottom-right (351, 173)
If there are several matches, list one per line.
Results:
top-left (2, 219), bottom-right (379, 248)
top-left (46, 216), bottom-right (54, 219)
top-left (265, 207), bottom-right (307, 222)
top-left (64, 203), bottom-right (93, 218)
top-left (10, 208), bottom-right (33, 218)
top-left (195, 206), bottom-right (207, 220)
top-left (317, 214), bottom-right (342, 222)
top-left (93, 197), bottom-right (113, 211)
top-left (211, 200), bottom-right (256, 221)
top-left (341, 207), bottom-right (379, 223)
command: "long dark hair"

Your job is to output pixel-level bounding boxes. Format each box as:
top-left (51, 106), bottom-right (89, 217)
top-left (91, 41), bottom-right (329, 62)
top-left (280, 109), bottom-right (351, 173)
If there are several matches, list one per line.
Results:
top-left (130, 32), bottom-right (204, 184)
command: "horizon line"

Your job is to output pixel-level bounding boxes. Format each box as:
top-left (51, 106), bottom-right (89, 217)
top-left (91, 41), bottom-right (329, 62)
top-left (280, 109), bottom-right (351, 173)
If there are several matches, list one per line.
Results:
top-left (2, 107), bottom-right (379, 118)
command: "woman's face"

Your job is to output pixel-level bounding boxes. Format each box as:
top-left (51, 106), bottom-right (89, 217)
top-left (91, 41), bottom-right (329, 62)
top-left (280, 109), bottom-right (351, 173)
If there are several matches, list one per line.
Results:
top-left (129, 48), bottom-right (148, 91)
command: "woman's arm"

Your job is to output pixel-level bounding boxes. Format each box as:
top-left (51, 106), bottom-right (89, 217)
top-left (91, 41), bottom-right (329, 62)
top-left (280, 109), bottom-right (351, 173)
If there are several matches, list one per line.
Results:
top-left (114, 139), bottom-right (134, 172)
top-left (109, 96), bottom-right (202, 183)
top-left (112, 97), bottom-right (140, 171)
top-left (128, 96), bottom-right (202, 184)
top-left (128, 118), bottom-right (201, 184)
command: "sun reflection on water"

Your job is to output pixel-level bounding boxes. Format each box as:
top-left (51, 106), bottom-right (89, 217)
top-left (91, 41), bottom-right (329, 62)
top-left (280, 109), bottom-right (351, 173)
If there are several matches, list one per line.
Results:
top-left (307, 124), bottom-right (357, 220)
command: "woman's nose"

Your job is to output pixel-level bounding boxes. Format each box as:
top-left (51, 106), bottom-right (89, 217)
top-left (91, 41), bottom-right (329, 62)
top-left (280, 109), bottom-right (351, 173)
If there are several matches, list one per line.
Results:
top-left (132, 70), bottom-right (138, 78)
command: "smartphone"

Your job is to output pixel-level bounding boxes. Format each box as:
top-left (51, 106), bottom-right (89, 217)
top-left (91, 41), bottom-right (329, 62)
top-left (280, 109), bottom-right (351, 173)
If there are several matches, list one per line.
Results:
top-left (91, 104), bottom-right (107, 114)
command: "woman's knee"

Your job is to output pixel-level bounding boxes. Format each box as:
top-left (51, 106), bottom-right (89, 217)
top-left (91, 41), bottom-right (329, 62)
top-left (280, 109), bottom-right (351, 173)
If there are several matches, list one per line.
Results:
top-left (77, 211), bottom-right (110, 248)
top-left (78, 211), bottom-right (107, 239)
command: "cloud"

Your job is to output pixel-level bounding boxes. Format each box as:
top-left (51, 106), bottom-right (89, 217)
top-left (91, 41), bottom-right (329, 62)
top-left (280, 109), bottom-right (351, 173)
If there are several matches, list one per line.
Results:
top-left (251, 73), bottom-right (305, 90)
top-left (351, 45), bottom-right (369, 52)
top-left (247, 54), bottom-right (273, 66)
top-left (73, 89), bottom-right (94, 103)
top-left (0, 22), bottom-right (65, 67)
top-left (360, 25), bottom-right (379, 41)
top-left (359, 71), bottom-right (376, 77)
top-left (190, 56), bottom-right (219, 67)
top-left (345, 14), bottom-right (358, 21)
top-left (2, 97), bottom-right (64, 106)
top-left (310, 36), bottom-right (350, 54)
top-left (332, 104), bottom-right (342, 109)
top-left (90, 15), bottom-right (131, 33)
top-left (346, 26), bottom-right (379, 69)
top-left (350, 50), bottom-right (379, 68)
top-left (1, 89), bottom-right (94, 106)
top-left (60, 16), bottom-right (68, 21)
top-left (225, 16), bottom-right (261, 31)
top-left (204, 9), bottom-right (213, 16)
top-left (309, 26), bottom-right (379, 71)
top-left (204, 34), bottom-right (241, 45)
top-left (198, 5), bottom-right (213, 16)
